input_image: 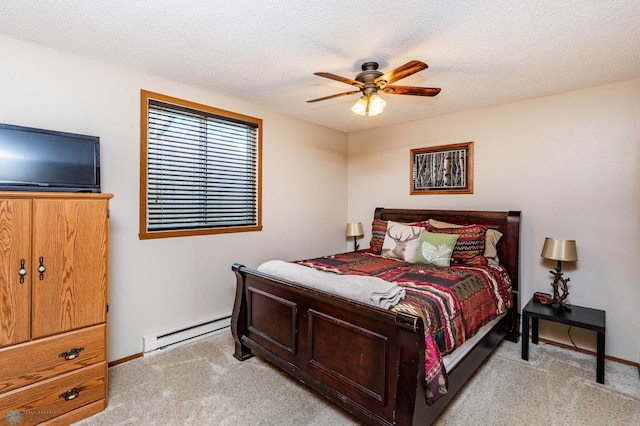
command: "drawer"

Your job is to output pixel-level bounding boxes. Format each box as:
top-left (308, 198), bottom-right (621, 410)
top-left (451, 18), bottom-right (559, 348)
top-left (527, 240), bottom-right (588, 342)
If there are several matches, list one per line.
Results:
top-left (0, 362), bottom-right (106, 425)
top-left (0, 324), bottom-right (106, 393)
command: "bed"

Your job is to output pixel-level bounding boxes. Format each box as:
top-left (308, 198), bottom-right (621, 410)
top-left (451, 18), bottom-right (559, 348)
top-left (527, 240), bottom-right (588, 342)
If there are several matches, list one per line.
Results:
top-left (231, 207), bottom-right (520, 425)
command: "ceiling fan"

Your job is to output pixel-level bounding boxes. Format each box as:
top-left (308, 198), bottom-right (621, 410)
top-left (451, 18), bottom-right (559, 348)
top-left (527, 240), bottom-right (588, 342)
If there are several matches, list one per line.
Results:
top-left (307, 60), bottom-right (441, 116)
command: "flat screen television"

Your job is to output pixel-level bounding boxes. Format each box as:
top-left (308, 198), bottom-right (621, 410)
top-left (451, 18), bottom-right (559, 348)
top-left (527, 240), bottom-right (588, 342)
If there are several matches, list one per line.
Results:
top-left (0, 123), bottom-right (101, 193)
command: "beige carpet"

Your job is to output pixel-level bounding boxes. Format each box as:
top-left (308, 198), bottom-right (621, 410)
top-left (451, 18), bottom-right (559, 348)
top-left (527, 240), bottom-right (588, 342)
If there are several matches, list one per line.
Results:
top-left (74, 331), bottom-right (640, 425)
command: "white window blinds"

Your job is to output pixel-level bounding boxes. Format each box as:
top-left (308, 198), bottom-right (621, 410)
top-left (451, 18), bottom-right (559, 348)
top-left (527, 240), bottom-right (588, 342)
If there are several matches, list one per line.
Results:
top-left (146, 99), bottom-right (259, 233)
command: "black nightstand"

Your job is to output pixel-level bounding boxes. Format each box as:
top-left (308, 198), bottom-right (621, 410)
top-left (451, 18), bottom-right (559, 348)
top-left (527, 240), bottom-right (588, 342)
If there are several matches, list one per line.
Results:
top-left (521, 298), bottom-right (606, 384)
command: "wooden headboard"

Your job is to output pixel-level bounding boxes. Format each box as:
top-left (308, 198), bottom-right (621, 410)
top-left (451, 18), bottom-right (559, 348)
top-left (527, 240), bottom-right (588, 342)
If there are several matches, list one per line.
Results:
top-left (374, 207), bottom-right (522, 339)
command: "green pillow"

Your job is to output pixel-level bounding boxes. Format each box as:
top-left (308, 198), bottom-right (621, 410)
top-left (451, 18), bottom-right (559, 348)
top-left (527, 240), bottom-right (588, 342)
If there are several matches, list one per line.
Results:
top-left (414, 231), bottom-right (460, 266)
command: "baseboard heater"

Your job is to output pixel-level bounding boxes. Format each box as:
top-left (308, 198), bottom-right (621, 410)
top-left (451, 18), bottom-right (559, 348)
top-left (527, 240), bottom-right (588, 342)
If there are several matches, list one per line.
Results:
top-left (143, 314), bottom-right (231, 353)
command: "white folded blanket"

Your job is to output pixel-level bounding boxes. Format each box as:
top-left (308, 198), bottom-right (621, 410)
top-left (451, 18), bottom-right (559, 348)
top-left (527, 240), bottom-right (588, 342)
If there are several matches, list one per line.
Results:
top-left (257, 260), bottom-right (405, 309)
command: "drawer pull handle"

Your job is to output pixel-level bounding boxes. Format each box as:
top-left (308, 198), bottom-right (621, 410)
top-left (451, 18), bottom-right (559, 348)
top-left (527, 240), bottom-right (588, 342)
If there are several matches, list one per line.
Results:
top-left (60, 386), bottom-right (86, 401)
top-left (59, 347), bottom-right (85, 360)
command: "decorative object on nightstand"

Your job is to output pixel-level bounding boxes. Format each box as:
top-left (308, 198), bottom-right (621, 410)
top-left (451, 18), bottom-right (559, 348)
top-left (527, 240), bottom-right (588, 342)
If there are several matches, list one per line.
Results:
top-left (541, 237), bottom-right (578, 312)
top-left (346, 222), bottom-right (364, 251)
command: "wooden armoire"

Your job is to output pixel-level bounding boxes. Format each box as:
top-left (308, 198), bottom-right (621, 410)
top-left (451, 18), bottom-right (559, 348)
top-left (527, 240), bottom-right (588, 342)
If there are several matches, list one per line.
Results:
top-left (0, 192), bottom-right (113, 425)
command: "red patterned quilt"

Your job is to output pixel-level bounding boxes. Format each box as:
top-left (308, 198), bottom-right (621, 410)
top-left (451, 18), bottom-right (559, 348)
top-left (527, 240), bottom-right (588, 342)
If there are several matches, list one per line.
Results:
top-left (295, 250), bottom-right (512, 404)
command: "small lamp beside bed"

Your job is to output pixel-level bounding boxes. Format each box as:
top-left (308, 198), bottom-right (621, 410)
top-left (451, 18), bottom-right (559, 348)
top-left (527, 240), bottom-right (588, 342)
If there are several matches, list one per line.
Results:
top-left (541, 237), bottom-right (578, 311)
top-left (346, 222), bottom-right (364, 251)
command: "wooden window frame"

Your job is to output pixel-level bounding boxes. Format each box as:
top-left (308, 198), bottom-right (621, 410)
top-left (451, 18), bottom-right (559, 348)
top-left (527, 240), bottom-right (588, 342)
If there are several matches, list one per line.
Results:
top-left (139, 90), bottom-right (262, 239)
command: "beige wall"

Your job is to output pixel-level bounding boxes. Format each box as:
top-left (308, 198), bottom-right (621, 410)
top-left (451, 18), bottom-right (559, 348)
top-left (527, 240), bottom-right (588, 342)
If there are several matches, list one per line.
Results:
top-left (0, 35), bottom-right (349, 361)
top-left (348, 78), bottom-right (640, 363)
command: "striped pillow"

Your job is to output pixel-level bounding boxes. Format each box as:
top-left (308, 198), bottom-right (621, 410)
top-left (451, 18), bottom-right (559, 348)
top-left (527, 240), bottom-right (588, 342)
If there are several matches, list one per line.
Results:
top-left (369, 219), bottom-right (388, 254)
top-left (425, 224), bottom-right (488, 265)
top-left (427, 218), bottom-right (503, 266)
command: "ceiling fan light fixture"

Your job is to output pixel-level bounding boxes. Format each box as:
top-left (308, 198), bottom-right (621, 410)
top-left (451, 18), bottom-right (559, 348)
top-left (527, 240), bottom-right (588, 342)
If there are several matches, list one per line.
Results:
top-left (367, 93), bottom-right (386, 116)
top-left (351, 93), bottom-right (386, 116)
top-left (351, 96), bottom-right (368, 115)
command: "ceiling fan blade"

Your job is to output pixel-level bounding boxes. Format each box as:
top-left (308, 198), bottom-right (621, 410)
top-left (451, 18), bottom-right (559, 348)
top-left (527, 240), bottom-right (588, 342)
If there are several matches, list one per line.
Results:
top-left (307, 90), bottom-right (361, 103)
top-left (375, 60), bottom-right (428, 87)
top-left (314, 72), bottom-right (365, 88)
top-left (381, 85), bottom-right (441, 96)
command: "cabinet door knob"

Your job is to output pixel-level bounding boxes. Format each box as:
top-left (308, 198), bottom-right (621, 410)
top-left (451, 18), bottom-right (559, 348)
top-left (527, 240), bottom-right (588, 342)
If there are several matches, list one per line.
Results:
top-left (60, 386), bottom-right (86, 401)
top-left (18, 259), bottom-right (27, 284)
top-left (38, 256), bottom-right (46, 280)
top-left (59, 347), bottom-right (85, 360)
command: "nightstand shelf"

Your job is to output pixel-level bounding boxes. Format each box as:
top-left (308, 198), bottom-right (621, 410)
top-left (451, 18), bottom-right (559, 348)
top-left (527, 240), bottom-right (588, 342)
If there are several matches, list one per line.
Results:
top-left (521, 298), bottom-right (606, 384)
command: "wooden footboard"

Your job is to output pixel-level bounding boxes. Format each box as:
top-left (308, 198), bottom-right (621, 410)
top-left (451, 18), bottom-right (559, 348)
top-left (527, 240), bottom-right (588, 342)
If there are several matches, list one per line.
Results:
top-left (231, 208), bottom-right (520, 425)
top-left (231, 263), bottom-right (426, 425)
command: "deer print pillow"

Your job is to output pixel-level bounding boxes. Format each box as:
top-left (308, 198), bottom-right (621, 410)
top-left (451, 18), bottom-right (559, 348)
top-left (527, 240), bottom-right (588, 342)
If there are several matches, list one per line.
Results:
top-left (380, 221), bottom-right (424, 262)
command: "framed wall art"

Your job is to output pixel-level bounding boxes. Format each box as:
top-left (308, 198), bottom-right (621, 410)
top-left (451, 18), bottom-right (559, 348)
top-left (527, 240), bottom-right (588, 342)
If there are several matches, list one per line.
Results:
top-left (410, 141), bottom-right (474, 195)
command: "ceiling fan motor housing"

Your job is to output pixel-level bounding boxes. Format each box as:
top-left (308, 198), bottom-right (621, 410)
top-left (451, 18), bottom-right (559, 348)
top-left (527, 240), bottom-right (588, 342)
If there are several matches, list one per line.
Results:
top-left (356, 62), bottom-right (384, 95)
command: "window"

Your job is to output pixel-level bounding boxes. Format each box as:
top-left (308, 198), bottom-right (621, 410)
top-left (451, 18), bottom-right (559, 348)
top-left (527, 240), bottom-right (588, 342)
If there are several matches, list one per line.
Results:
top-left (140, 90), bottom-right (262, 239)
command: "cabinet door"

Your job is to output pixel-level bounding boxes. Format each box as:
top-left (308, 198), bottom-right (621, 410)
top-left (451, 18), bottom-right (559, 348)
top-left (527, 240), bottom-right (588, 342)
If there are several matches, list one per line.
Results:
top-left (0, 199), bottom-right (31, 347)
top-left (31, 199), bottom-right (108, 339)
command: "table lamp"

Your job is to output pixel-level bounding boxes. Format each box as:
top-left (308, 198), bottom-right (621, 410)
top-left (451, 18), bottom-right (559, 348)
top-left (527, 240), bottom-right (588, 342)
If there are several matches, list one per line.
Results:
top-left (541, 237), bottom-right (578, 311)
top-left (346, 222), bottom-right (364, 251)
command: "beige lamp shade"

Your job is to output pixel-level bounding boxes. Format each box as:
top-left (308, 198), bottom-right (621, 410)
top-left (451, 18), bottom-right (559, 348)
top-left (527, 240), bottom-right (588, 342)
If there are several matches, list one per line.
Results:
top-left (541, 238), bottom-right (578, 262)
top-left (346, 222), bottom-right (364, 237)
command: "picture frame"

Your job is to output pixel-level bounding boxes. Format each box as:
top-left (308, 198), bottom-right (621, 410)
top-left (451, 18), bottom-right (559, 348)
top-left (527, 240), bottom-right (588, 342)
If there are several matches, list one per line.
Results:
top-left (410, 141), bottom-right (474, 195)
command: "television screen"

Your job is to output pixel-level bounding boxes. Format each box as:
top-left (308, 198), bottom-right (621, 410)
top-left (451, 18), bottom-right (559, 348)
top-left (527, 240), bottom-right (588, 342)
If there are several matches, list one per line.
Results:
top-left (0, 123), bottom-right (100, 193)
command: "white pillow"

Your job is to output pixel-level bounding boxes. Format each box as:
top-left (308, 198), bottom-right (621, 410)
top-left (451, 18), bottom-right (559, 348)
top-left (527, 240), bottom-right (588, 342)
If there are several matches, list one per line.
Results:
top-left (380, 221), bottom-right (423, 262)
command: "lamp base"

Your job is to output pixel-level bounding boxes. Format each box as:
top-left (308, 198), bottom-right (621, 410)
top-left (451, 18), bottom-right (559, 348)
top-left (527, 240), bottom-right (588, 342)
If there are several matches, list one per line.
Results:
top-left (549, 262), bottom-right (571, 312)
top-left (551, 302), bottom-right (572, 312)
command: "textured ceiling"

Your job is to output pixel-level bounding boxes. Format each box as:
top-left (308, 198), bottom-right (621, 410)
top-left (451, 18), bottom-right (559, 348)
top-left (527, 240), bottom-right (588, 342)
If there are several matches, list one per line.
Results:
top-left (1, 1), bottom-right (639, 133)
